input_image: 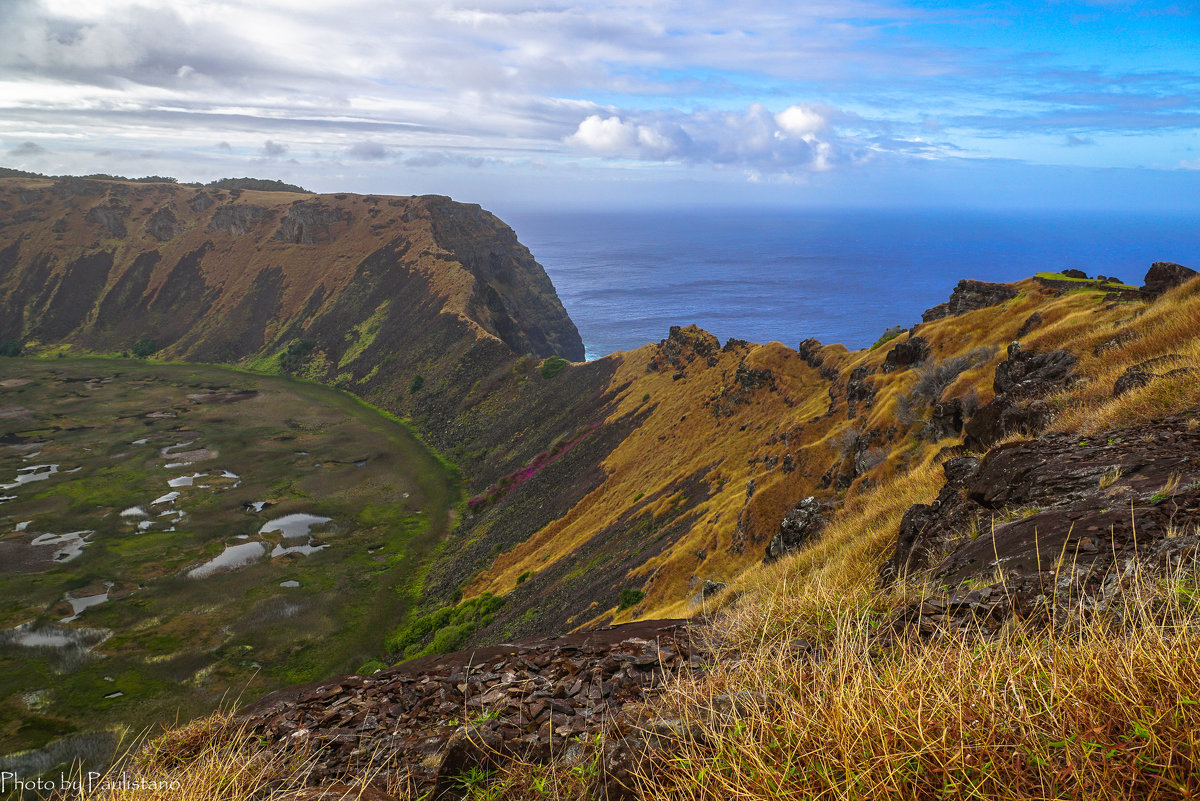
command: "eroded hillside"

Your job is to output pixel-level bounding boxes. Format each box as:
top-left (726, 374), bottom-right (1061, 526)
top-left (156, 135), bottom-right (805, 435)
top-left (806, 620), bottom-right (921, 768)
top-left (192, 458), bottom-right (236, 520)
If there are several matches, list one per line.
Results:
top-left (0, 176), bottom-right (582, 366)
top-left (86, 265), bottom-right (1200, 801)
top-left (3, 174), bottom-right (1198, 656)
top-left (450, 266), bottom-right (1200, 639)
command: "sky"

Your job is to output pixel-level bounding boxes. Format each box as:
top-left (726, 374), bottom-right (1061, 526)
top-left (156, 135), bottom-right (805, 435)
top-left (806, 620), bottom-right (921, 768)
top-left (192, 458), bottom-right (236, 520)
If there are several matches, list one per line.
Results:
top-left (1, 0), bottom-right (1199, 212)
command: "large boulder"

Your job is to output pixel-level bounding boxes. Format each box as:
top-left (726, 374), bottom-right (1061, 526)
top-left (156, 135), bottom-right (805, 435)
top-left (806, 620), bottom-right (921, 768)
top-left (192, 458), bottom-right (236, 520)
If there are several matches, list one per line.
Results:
top-left (925, 397), bottom-right (966, 441)
top-left (1113, 357), bottom-right (1195, 398)
top-left (879, 456), bottom-right (979, 586)
top-left (962, 397), bottom-right (1053, 452)
top-left (1142, 261), bottom-right (1197, 300)
top-left (992, 342), bottom-right (1078, 397)
top-left (764, 497), bottom-right (828, 563)
top-left (882, 335), bottom-right (929, 373)
top-left (963, 342), bottom-right (1077, 450)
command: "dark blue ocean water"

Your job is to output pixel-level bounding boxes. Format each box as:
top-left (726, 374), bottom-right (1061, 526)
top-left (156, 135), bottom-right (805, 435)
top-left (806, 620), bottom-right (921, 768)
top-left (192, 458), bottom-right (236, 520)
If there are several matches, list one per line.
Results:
top-left (504, 207), bottom-right (1199, 360)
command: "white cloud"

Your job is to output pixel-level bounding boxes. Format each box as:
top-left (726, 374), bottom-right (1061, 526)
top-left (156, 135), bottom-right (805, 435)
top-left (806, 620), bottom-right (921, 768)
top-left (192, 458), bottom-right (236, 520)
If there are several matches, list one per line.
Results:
top-left (775, 105), bottom-right (828, 139)
top-left (566, 116), bottom-right (639, 153)
top-left (565, 104), bottom-right (851, 173)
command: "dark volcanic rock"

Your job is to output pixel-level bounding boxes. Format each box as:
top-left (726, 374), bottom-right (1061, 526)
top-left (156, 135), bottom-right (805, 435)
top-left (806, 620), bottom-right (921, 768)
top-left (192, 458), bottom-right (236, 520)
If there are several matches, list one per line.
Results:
top-left (273, 201), bottom-right (351, 245)
top-left (1061, 268), bottom-right (1088, 279)
top-left (796, 337), bottom-right (837, 381)
top-left (651, 325), bottom-right (720, 373)
top-left (208, 203), bottom-right (271, 236)
top-left (879, 456), bottom-right (979, 586)
top-left (962, 397), bottom-right (1052, 452)
top-left (1093, 330), bottom-right (1140, 356)
top-left (926, 397), bottom-right (966, 440)
top-left (921, 280), bottom-right (1018, 322)
top-left (963, 342), bottom-right (1077, 450)
top-left (845, 364), bottom-right (876, 418)
top-left (1142, 261), bottom-right (1197, 300)
top-left (188, 191), bottom-right (215, 212)
top-left (764, 496), bottom-right (828, 563)
top-left (85, 203), bottom-right (128, 238)
top-left (1114, 366), bottom-right (1154, 397)
top-left (882, 411), bottom-right (1200, 602)
top-left (734, 361), bottom-right (776, 391)
top-left (236, 620), bottom-right (701, 800)
top-left (1114, 357), bottom-right (1195, 398)
top-left (707, 360), bottom-right (777, 417)
top-left (921, 301), bottom-right (951, 321)
top-left (882, 336), bottom-right (929, 373)
top-left (1015, 312), bottom-right (1043, 339)
top-left (145, 205), bottom-right (182, 241)
top-left (595, 704), bottom-right (704, 801)
top-left (992, 342), bottom-right (1077, 398)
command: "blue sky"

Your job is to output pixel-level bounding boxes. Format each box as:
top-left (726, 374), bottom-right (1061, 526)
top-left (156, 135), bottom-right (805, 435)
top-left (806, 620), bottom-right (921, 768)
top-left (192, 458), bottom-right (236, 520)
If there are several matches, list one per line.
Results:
top-left (1, 0), bottom-right (1197, 212)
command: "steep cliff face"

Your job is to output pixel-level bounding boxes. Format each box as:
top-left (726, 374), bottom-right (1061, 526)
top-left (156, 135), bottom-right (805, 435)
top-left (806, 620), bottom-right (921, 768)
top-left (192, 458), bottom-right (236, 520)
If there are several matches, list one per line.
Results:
top-left (0, 177), bottom-right (583, 369)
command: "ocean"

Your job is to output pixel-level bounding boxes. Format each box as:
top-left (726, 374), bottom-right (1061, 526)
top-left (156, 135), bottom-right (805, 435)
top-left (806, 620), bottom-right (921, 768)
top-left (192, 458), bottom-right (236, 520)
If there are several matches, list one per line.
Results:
top-left (504, 208), bottom-right (1200, 360)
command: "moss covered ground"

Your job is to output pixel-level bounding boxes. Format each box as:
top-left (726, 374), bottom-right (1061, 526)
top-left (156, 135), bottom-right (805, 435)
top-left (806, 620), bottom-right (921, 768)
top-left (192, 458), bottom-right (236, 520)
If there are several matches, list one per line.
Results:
top-left (0, 358), bottom-right (457, 765)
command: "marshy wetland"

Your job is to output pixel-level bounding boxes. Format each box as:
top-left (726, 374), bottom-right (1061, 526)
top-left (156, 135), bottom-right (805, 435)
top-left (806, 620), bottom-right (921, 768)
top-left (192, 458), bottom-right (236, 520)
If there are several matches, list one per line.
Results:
top-left (0, 359), bottom-right (457, 767)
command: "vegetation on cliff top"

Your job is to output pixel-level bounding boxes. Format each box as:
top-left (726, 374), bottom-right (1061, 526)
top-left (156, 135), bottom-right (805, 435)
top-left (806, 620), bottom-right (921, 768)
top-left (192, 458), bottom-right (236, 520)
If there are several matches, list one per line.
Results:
top-left (0, 166), bottom-right (311, 193)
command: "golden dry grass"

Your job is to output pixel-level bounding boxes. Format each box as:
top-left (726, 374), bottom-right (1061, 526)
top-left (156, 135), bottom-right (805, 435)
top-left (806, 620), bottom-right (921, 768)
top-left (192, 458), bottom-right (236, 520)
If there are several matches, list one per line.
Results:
top-left (701, 457), bottom-right (944, 641)
top-left (461, 272), bottom-right (1198, 625)
top-left (644, 562), bottom-right (1200, 801)
top-left (72, 274), bottom-right (1200, 801)
top-left (76, 713), bottom-right (395, 801)
top-left (1042, 277), bottom-right (1200, 434)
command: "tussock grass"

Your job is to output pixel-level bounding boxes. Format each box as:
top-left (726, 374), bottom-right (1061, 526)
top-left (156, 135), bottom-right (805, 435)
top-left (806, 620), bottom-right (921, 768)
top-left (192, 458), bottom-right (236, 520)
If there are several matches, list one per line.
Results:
top-left (704, 458), bottom-right (944, 644)
top-left (76, 277), bottom-right (1200, 801)
top-left (78, 715), bottom-right (289, 801)
top-left (1050, 277), bottom-right (1200, 434)
top-left (645, 561), bottom-right (1200, 801)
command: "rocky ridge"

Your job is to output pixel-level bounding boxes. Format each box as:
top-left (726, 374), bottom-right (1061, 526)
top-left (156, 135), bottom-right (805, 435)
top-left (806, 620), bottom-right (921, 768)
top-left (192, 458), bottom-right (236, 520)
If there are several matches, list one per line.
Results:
top-left (227, 262), bottom-right (1200, 799)
top-left (234, 620), bottom-right (699, 800)
top-left (2, 172), bottom-right (1197, 680)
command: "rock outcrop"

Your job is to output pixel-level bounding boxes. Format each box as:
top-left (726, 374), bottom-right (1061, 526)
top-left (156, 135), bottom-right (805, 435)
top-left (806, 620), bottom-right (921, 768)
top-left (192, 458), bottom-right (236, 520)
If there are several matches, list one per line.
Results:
top-left (236, 620), bottom-right (699, 800)
top-left (1142, 261), bottom-right (1197, 299)
top-left (84, 202), bottom-right (128, 238)
top-left (650, 325), bottom-right (720, 374)
top-left (145, 205), bottom-right (182, 241)
top-left (208, 203), bottom-right (271, 236)
top-left (1113, 356), bottom-right (1194, 398)
top-left (273, 200), bottom-right (350, 245)
top-left (921, 279), bottom-right (1018, 322)
top-left (963, 342), bottom-right (1077, 450)
top-left (881, 335), bottom-right (929, 373)
top-left (882, 410), bottom-right (1200, 598)
top-left (764, 497), bottom-right (828, 562)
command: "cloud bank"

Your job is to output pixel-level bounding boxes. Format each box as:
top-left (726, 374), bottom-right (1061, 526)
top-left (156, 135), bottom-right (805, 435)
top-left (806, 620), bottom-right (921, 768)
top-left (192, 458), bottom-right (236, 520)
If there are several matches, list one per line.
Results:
top-left (0, 0), bottom-right (1195, 204)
